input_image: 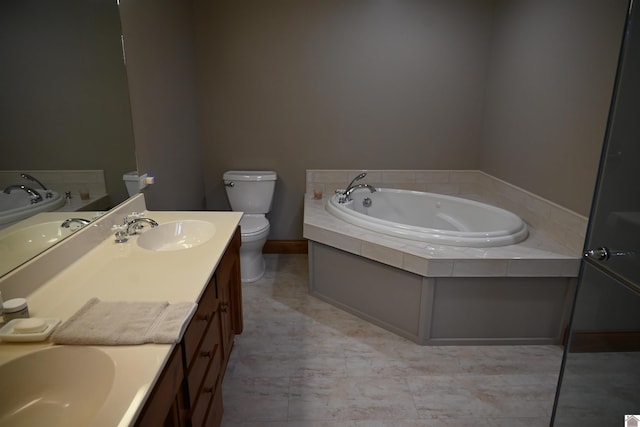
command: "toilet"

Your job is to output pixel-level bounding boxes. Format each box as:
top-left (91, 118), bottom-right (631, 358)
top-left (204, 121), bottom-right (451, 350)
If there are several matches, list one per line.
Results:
top-left (223, 170), bottom-right (277, 283)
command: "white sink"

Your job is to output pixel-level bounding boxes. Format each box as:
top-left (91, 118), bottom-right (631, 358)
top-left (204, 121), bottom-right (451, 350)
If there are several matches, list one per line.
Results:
top-left (0, 346), bottom-right (116, 427)
top-left (0, 221), bottom-right (77, 250)
top-left (137, 220), bottom-right (216, 251)
top-left (0, 221), bottom-right (79, 273)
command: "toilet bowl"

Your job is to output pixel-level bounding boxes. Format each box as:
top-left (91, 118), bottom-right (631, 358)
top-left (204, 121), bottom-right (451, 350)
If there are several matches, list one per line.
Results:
top-left (238, 214), bottom-right (270, 282)
top-left (223, 171), bottom-right (277, 283)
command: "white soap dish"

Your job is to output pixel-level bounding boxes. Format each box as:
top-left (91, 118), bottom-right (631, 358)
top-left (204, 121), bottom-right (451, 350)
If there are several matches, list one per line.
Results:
top-left (0, 318), bottom-right (61, 342)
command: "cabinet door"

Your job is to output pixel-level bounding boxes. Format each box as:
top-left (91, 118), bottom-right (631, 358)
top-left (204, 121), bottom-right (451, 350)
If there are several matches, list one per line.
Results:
top-left (135, 344), bottom-right (185, 427)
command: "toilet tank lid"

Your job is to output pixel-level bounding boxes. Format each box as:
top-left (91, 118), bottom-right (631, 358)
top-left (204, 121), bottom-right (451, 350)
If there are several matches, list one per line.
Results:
top-left (223, 171), bottom-right (277, 181)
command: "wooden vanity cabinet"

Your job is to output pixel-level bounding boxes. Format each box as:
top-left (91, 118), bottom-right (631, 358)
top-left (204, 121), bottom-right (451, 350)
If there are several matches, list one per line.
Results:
top-left (135, 228), bottom-right (242, 427)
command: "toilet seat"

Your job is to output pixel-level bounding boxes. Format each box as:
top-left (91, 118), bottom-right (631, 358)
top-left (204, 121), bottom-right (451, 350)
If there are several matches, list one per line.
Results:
top-left (240, 215), bottom-right (269, 238)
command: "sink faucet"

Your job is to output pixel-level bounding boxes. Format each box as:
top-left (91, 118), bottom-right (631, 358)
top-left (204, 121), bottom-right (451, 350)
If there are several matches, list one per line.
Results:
top-left (344, 184), bottom-right (377, 200)
top-left (3, 184), bottom-right (43, 203)
top-left (126, 217), bottom-right (159, 235)
top-left (61, 218), bottom-right (91, 228)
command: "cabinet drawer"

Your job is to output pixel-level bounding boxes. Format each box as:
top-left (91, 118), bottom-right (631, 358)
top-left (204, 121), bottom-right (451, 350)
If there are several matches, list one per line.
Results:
top-left (187, 310), bottom-right (221, 402)
top-left (183, 277), bottom-right (217, 368)
top-left (190, 346), bottom-right (223, 427)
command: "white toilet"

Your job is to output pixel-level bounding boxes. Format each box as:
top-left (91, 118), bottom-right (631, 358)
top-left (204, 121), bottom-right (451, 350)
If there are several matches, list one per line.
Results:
top-left (223, 170), bottom-right (277, 283)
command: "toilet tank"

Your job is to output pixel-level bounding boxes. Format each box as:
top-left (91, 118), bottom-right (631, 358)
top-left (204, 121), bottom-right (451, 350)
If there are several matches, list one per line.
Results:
top-left (223, 171), bottom-right (277, 214)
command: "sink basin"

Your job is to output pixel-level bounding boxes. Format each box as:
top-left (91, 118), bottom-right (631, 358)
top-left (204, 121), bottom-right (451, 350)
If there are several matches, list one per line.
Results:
top-left (0, 221), bottom-right (77, 251)
top-left (0, 221), bottom-right (79, 273)
top-left (137, 220), bottom-right (216, 251)
top-left (0, 346), bottom-right (116, 426)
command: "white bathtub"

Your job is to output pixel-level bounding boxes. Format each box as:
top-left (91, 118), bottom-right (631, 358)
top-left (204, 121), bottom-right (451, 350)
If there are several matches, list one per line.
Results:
top-left (326, 188), bottom-right (528, 247)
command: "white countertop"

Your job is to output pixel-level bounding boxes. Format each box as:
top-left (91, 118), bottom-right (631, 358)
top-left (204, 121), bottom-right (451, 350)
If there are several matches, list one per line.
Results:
top-left (0, 198), bottom-right (242, 426)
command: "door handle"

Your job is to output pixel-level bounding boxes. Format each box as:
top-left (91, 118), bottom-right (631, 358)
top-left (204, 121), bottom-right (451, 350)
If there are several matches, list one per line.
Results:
top-left (584, 247), bottom-right (610, 260)
top-left (584, 247), bottom-right (635, 261)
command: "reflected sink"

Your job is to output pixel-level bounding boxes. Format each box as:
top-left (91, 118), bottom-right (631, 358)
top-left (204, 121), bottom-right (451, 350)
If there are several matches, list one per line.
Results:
top-left (0, 221), bottom-right (77, 252)
top-left (0, 346), bottom-right (116, 427)
top-left (137, 220), bottom-right (216, 251)
top-left (0, 221), bottom-right (80, 273)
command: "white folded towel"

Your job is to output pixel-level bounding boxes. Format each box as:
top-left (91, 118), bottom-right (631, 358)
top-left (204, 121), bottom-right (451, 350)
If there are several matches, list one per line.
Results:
top-left (51, 298), bottom-right (197, 345)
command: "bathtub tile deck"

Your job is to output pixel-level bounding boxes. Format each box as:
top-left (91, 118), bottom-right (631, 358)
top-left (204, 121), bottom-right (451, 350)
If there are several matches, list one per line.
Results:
top-left (303, 194), bottom-right (580, 278)
top-left (221, 254), bottom-right (563, 427)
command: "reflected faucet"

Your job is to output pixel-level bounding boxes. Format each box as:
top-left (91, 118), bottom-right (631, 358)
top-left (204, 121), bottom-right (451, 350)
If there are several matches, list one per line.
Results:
top-left (61, 218), bottom-right (91, 228)
top-left (20, 173), bottom-right (48, 191)
top-left (3, 185), bottom-right (43, 203)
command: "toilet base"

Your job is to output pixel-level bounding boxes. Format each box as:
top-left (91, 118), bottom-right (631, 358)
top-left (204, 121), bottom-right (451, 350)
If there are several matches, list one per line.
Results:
top-left (239, 234), bottom-right (268, 283)
top-left (240, 252), bottom-right (266, 283)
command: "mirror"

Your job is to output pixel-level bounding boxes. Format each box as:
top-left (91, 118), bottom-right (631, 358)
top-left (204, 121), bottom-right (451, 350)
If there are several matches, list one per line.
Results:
top-left (0, 0), bottom-right (136, 277)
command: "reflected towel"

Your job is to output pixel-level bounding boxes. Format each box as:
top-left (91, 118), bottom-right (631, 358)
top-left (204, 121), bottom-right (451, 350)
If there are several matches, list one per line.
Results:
top-left (51, 297), bottom-right (197, 345)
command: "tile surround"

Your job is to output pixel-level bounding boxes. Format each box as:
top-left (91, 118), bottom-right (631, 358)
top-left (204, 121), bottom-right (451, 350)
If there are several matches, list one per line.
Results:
top-left (0, 169), bottom-right (107, 200)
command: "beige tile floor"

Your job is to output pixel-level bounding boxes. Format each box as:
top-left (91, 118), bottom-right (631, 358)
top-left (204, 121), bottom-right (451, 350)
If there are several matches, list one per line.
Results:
top-left (221, 254), bottom-right (563, 426)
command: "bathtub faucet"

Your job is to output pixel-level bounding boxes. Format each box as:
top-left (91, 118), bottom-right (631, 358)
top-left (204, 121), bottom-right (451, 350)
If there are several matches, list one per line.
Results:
top-left (345, 172), bottom-right (367, 193)
top-left (344, 184), bottom-right (377, 201)
top-left (20, 173), bottom-right (48, 191)
top-left (3, 184), bottom-right (43, 203)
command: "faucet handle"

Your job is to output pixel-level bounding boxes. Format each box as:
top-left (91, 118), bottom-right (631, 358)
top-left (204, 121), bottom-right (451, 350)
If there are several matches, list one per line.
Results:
top-left (125, 212), bottom-right (144, 223)
top-left (111, 224), bottom-right (128, 243)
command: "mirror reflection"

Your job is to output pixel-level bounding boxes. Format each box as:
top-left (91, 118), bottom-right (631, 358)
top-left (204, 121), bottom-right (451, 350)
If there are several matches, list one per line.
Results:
top-left (0, 0), bottom-right (137, 277)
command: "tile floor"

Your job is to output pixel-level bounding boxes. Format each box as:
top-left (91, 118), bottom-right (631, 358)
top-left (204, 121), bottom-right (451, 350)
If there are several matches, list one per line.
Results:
top-left (221, 254), bottom-right (563, 426)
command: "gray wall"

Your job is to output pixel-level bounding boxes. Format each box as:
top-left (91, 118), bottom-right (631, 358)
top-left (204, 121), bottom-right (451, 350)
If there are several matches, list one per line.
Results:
top-left (0, 0), bottom-right (136, 206)
top-left (119, 0), bottom-right (205, 211)
top-left (482, 0), bottom-right (628, 215)
top-left (121, 0), bottom-right (627, 239)
top-left (196, 0), bottom-right (494, 239)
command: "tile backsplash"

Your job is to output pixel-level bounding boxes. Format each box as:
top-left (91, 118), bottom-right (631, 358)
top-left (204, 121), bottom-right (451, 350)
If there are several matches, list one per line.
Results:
top-left (306, 169), bottom-right (588, 254)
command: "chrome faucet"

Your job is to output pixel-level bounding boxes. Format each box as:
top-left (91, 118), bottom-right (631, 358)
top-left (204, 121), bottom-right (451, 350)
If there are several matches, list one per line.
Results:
top-left (3, 184), bottom-right (43, 203)
top-left (61, 218), bottom-right (91, 228)
top-left (344, 172), bottom-right (367, 194)
top-left (20, 173), bottom-right (48, 191)
top-left (344, 184), bottom-right (377, 200)
top-left (126, 217), bottom-right (159, 235)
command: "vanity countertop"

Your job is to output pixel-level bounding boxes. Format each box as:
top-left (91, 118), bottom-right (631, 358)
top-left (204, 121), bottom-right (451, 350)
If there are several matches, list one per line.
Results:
top-left (0, 205), bottom-right (242, 426)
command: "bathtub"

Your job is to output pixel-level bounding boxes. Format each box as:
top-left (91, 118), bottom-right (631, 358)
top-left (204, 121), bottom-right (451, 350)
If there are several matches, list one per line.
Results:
top-left (0, 189), bottom-right (64, 227)
top-left (326, 188), bottom-right (528, 247)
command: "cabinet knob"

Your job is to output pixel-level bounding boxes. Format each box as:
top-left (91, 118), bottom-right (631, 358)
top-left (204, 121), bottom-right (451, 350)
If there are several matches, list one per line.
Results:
top-left (197, 313), bottom-right (210, 322)
top-left (220, 303), bottom-right (229, 313)
top-left (200, 350), bottom-right (212, 358)
top-left (204, 386), bottom-right (214, 394)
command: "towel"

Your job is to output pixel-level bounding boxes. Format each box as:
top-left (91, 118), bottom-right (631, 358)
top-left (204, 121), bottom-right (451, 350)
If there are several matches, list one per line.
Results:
top-left (51, 298), bottom-right (197, 345)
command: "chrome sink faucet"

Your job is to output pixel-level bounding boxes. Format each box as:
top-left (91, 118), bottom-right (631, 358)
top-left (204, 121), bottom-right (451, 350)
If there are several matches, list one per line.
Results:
top-left (112, 213), bottom-right (158, 243)
top-left (126, 217), bottom-right (159, 235)
top-left (3, 184), bottom-right (43, 203)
